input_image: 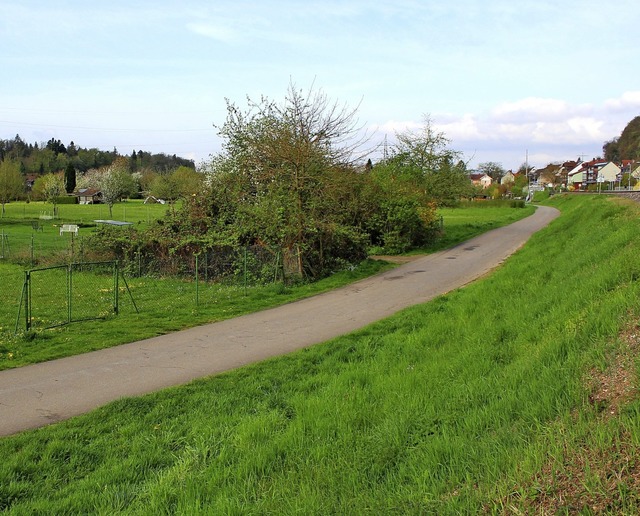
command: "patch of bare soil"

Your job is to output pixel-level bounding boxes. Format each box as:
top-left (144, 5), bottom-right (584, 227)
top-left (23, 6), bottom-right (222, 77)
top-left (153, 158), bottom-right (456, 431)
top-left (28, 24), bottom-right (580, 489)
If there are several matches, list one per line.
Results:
top-left (498, 320), bottom-right (640, 514)
top-left (369, 254), bottom-right (427, 264)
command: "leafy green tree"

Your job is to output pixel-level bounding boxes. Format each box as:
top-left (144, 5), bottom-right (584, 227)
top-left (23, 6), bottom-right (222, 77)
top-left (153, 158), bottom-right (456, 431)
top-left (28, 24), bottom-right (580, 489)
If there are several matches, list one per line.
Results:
top-left (209, 82), bottom-right (370, 277)
top-left (172, 166), bottom-right (204, 199)
top-left (0, 159), bottom-right (24, 216)
top-left (379, 116), bottom-right (472, 207)
top-left (99, 158), bottom-right (136, 217)
top-left (393, 115), bottom-right (458, 172)
top-left (41, 174), bottom-right (66, 216)
top-left (64, 162), bottom-right (76, 193)
top-left (615, 116), bottom-right (640, 160)
top-left (603, 137), bottom-right (620, 162)
top-left (150, 175), bottom-right (178, 203)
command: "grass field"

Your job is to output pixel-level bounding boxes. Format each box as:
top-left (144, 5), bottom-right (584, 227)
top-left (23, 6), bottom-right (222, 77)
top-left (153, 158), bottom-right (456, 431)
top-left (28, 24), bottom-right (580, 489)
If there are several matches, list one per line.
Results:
top-left (0, 200), bottom-right (175, 265)
top-left (430, 200), bottom-right (535, 252)
top-left (1, 195), bottom-right (639, 513)
top-left (0, 198), bottom-right (175, 224)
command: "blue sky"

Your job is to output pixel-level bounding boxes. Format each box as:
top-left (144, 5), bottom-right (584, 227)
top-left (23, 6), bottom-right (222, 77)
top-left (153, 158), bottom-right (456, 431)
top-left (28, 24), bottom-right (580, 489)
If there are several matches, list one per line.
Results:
top-left (2, 0), bottom-right (639, 171)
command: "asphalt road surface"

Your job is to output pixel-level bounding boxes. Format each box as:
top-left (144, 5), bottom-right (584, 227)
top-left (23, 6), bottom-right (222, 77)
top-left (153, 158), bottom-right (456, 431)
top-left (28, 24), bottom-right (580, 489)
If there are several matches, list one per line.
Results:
top-left (0, 206), bottom-right (559, 436)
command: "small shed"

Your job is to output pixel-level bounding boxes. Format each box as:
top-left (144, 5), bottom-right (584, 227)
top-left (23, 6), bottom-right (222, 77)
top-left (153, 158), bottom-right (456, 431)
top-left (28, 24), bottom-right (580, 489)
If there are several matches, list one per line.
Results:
top-left (75, 188), bottom-right (103, 204)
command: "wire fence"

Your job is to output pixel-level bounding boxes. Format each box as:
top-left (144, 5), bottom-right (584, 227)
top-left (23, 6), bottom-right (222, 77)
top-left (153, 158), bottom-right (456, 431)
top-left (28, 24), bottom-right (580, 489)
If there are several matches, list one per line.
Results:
top-left (1, 245), bottom-right (288, 335)
top-left (0, 227), bottom-right (86, 267)
top-left (15, 262), bottom-right (133, 332)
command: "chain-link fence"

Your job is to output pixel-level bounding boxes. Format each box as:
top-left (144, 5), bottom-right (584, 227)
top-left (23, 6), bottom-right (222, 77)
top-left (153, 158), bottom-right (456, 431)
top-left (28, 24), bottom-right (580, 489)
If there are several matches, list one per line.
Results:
top-left (2, 244), bottom-right (290, 335)
top-left (15, 262), bottom-right (135, 331)
top-left (0, 227), bottom-right (89, 267)
top-left (119, 245), bottom-right (286, 285)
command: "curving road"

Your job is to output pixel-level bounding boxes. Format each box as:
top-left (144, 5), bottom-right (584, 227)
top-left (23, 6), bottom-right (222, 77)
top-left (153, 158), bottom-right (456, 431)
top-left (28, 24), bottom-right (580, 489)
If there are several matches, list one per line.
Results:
top-left (0, 206), bottom-right (559, 436)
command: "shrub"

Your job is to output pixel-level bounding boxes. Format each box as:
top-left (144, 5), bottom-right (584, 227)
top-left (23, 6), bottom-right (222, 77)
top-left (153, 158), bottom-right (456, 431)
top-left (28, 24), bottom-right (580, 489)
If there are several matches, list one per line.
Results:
top-left (54, 195), bottom-right (78, 205)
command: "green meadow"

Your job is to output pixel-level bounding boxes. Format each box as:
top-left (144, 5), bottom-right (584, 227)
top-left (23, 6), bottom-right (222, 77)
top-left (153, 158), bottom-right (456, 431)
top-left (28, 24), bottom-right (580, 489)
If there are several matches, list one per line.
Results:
top-left (1, 195), bottom-right (639, 513)
top-left (0, 200), bottom-right (174, 263)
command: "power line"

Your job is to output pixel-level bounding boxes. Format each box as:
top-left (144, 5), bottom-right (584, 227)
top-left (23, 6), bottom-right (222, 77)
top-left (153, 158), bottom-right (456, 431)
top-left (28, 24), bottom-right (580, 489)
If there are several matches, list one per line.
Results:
top-left (0, 119), bottom-right (214, 133)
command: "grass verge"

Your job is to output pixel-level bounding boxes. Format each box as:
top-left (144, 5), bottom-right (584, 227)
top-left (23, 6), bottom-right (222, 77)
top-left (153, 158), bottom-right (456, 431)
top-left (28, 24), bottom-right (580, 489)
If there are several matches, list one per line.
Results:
top-left (0, 194), bottom-right (639, 512)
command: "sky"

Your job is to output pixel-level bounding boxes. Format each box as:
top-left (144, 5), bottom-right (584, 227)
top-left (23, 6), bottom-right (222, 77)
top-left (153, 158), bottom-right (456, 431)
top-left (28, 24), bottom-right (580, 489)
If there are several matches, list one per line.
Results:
top-left (2, 0), bottom-right (639, 171)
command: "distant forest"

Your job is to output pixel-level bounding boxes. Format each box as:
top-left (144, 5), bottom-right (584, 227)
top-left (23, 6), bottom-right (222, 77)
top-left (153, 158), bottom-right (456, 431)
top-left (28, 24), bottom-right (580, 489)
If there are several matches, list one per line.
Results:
top-left (0, 134), bottom-right (196, 176)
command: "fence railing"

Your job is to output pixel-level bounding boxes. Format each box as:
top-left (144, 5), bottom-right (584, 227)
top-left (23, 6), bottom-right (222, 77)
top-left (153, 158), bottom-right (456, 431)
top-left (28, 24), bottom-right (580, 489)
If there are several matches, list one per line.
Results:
top-left (15, 261), bottom-right (137, 332)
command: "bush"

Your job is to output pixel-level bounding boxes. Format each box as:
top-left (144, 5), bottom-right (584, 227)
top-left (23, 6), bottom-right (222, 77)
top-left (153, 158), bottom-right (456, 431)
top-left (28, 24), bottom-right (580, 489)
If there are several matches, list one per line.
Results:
top-left (54, 195), bottom-right (78, 205)
top-left (367, 199), bottom-right (438, 254)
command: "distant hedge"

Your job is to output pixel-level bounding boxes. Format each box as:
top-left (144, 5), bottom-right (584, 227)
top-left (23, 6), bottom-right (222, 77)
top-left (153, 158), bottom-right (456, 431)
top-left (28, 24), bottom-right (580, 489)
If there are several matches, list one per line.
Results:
top-left (54, 196), bottom-right (78, 205)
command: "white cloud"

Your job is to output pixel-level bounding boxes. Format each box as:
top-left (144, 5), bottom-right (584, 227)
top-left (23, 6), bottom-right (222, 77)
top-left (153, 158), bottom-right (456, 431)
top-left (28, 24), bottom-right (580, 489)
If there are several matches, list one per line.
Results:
top-left (604, 91), bottom-right (640, 112)
top-left (492, 97), bottom-right (587, 123)
top-left (434, 114), bottom-right (483, 141)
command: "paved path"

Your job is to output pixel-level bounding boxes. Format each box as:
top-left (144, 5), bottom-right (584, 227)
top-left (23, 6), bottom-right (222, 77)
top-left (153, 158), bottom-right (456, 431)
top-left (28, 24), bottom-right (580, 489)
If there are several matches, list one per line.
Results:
top-left (0, 206), bottom-right (559, 436)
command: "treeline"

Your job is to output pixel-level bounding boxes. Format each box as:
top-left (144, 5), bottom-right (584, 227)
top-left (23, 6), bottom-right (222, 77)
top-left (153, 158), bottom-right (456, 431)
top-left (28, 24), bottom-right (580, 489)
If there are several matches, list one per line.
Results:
top-left (603, 115), bottom-right (640, 162)
top-left (0, 135), bottom-right (195, 175)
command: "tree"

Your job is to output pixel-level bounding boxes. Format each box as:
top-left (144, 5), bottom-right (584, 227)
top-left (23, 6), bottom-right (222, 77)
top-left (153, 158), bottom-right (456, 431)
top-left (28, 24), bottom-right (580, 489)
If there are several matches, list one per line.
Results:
top-left (210, 82), bottom-right (371, 277)
top-left (171, 166), bottom-right (204, 199)
top-left (99, 159), bottom-right (136, 217)
top-left (0, 159), bottom-right (23, 216)
top-left (477, 161), bottom-right (505, 181)
top-left (150, 175), bottom-right (178, 203)
top-left (380, 116), bottom-right (472, 206)
top-left (41, 174), bottom-right (66, 216)
top-left (603, 137), bottom-right (620, 162)
top-left (618, 116), bottom-right (640, 161)
top-left (393, 115), bottom-right (458, 173)
top-left (64, 162), bottom-right (76, 193)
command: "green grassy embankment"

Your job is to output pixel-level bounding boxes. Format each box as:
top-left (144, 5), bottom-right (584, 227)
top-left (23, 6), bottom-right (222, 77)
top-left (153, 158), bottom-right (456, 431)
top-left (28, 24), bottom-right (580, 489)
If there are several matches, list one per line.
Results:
top-left (1, 195), bottom-right (639, 512)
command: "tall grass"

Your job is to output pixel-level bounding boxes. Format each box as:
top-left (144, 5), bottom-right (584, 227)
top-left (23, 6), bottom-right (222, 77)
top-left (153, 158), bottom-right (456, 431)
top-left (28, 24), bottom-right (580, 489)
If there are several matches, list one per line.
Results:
top-left (1, 195), bottom-right (639, 512)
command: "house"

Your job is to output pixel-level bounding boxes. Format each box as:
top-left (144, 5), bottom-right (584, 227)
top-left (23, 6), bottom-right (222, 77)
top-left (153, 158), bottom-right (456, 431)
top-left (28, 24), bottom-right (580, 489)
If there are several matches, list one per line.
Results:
top-left (535, 164), bottom-right (562, 187)
top-left (74, 188), bottom-right (102, 204)
top-left (555, 160), bottom-right (579, 187)
top-left (567, 159), bottom-right (610, 190)
top-left (500, 171), bottom-right (520, 185)
top-left (25, 173), bottom-right (38, 191)
top-left (469, 172), bottom-right (492, 189)
top-left (598, 162), bottom-right (621, 185)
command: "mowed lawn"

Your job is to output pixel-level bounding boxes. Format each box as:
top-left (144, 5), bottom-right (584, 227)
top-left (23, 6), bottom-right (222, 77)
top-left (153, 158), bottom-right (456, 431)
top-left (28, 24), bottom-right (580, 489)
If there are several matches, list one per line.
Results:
top-left (1, 195), bottom-right (639, 513)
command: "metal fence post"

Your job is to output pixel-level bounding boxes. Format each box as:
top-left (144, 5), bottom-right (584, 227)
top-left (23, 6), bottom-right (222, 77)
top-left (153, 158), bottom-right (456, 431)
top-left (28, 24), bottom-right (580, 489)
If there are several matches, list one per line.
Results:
top-left (244, 246), bottom-right (248, 295)
top-left (195, 253), bottom-right (199, 308)
top-left (114, 261), bottom-right (119, 314)
top-left (24, 271), bottom-right (31, 331)
top-left (67, 265), bottom-right (72, 324)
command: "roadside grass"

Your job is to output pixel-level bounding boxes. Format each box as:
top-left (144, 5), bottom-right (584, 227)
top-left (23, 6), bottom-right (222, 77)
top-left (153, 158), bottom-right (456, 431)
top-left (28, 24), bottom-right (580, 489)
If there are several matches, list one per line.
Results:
top-left (1, 194), bottom-right (639, 512)
top-left (0, 202), bottom-right (532, 370)
top-left (429, 201), bottom-right (535, 252)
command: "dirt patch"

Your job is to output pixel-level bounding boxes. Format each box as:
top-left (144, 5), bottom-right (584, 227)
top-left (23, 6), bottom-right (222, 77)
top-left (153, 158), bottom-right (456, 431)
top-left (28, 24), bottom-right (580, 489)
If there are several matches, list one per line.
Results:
top-left (587, 322), bottom-right (639, 417)
top-left (369, 254), bottom-right (427, 264)
top-left (498, 319), bottom-right (640, 514)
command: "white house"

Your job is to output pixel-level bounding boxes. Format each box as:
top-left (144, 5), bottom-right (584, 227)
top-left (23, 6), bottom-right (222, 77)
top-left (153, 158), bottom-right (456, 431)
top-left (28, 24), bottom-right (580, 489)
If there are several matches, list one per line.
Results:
top-left (470, 173), bottom-right (492, 189)
top-left (598, 162), bottom-right (621, 183)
